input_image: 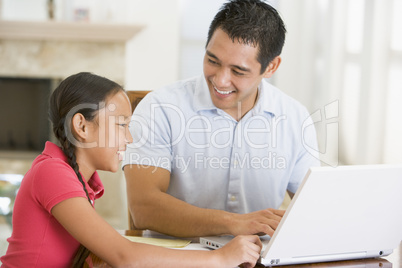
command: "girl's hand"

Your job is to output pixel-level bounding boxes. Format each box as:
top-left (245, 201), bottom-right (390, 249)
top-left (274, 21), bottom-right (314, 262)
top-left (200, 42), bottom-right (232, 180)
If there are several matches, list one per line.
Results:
top-left (214, 235), bottom-right (262, 268)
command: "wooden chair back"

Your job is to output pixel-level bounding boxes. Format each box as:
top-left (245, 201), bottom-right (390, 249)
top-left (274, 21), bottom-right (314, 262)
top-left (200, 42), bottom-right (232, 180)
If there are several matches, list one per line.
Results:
top-left (125, 90), bottom-right (150, 230)
top-left (126, 90), bottom-right (151, 112)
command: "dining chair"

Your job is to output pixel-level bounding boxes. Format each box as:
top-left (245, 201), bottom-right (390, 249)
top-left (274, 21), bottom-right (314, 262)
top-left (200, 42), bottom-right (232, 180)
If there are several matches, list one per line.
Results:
top-left (125, 90), bottom-right (151, 231)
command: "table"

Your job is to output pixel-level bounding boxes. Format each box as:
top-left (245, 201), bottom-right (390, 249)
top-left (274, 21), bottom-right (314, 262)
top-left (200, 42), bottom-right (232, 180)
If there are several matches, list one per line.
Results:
top-left (81, 230), bottom-right (401, 267)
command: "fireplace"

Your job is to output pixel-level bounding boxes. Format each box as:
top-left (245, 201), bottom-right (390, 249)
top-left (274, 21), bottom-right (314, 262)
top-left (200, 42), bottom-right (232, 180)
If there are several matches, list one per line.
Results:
top-left (0, 77), bottom-right (58, 152)
top-left (0, 21), bottom-right (143, 153)
top-left (0, 20), bottom-right (143, 229)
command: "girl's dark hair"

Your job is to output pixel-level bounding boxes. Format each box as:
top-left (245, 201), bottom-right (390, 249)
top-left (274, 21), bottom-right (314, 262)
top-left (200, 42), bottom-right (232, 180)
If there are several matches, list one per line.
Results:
top-left (206, 0), bottom-right (286, 74)
top-left (49, 72), bottom-right (124, 204)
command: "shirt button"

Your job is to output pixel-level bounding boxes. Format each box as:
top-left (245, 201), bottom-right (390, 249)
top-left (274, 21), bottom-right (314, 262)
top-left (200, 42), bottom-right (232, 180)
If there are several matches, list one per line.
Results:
top-left (230, 195), bottom-right (237, 201)
top-left (234, 160), bottom-right (239, 166)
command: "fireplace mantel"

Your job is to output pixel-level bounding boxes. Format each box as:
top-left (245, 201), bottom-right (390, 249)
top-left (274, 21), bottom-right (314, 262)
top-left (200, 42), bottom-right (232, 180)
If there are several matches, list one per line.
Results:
top-left (0, 20), bottom-right (144, 42)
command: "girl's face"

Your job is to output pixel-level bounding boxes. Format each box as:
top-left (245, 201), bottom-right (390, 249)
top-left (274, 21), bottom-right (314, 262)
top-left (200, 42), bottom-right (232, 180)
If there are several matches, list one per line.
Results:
top-left (83, 91), bottom-right (133, 174)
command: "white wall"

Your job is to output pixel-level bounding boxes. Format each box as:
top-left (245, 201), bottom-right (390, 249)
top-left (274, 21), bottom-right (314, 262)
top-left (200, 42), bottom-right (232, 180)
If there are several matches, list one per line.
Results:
top-left (125, 0), bottom-right (180, 91)
top-left (1, 0), bottom-right (48, 20)
top-left (178, 0), bottom-right (225, 79)
top-left (1, 0), bottom-right (181, 92)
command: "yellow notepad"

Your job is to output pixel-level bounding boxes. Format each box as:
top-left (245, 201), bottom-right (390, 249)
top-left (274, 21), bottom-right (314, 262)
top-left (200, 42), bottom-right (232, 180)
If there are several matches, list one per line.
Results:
top-left (123, 235), bottom-right (191, 248)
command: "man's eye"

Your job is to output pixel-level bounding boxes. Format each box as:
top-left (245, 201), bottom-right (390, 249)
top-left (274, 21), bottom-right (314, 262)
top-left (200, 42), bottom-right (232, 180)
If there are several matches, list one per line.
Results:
top-left (208, 59), bottom-right (218, 65)
top-left (233, 70), bottom-right (245, 76)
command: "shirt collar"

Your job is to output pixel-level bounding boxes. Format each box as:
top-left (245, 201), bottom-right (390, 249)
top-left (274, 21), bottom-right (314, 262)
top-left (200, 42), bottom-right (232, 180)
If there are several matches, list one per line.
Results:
top-left (252, 79), bottom-right (279, 117)
top-left (193, 75), bottom-right (218, 112)
top-left (42, 141), bottom-right (68, 162)
top-left (42, 141), bottom-right (104, 200)
top-left (86, 172), bottom-right (104, 200)
top-left (193, 76), bottom-right (279, 117)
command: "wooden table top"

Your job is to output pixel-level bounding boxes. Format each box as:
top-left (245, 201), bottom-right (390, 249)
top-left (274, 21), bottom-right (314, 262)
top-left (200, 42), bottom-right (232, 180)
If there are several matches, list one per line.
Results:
top-left (81, 230), bottom-right (402, 268)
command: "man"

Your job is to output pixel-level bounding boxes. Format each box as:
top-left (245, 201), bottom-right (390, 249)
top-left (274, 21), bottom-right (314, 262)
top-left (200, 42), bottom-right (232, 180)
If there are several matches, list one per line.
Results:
top-left (123, 0), bottom-right (320, 238)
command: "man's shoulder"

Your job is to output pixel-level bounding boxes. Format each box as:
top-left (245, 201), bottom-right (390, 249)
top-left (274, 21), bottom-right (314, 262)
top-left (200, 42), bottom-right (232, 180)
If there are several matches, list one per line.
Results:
top-left (150, 76), bottom-right (199, 101)
top-left (261, 80), bottom-right (310, 117)
top-left (135, 76), bottom-right (200, 116)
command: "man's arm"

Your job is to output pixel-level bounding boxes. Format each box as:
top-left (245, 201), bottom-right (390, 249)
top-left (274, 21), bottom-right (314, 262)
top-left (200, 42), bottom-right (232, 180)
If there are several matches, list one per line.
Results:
top-left (124, 164), bottom-right (284, 237)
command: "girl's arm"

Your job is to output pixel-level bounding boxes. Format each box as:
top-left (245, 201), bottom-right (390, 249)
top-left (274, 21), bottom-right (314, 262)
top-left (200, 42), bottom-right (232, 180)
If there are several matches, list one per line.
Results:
top-left (51, 197), bottom-right (262, 268)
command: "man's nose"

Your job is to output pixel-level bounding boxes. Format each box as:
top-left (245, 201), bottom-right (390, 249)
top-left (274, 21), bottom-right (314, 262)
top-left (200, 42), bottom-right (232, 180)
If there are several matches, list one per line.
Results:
top-left (214, 68), bottom-right (231, 88)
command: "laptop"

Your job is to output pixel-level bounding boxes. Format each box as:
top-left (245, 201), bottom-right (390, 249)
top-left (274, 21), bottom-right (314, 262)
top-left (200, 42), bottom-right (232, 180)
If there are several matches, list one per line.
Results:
top-left (200, 165), bottom-right (402, 266)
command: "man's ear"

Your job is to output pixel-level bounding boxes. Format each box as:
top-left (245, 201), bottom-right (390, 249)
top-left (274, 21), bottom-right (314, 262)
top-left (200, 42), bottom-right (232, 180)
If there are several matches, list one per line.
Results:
top-left (262, 56), bottom-right (281, 79)
top-left (71, 113), bottom-right (88, 141)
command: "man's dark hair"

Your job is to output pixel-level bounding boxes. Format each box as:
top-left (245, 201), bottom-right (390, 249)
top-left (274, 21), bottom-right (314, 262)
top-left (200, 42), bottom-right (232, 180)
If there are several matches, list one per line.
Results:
top-left (206, 0), bottom-right (286, 74)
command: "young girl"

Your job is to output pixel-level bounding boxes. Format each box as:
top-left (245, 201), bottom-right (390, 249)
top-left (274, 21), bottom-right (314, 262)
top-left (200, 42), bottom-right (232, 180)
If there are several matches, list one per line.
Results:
top-left (0, 72), bottom-right (261, 268)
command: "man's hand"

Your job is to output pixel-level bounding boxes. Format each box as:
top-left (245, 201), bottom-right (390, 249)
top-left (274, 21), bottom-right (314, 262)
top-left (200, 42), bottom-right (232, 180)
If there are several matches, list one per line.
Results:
top-left (227, 208), bottom-right (285, 236)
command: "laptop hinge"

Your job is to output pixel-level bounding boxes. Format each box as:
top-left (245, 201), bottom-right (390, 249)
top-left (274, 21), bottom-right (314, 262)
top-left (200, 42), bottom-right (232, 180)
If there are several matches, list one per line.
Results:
top-left (261, 251), bottom-right (368, 266)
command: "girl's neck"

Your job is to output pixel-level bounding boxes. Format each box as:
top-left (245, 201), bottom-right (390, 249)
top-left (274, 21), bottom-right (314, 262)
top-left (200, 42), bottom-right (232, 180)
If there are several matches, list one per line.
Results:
top-left (78, 164), bottom-right (94, 182)
top-left (75, 151), bottom-right (95, 182)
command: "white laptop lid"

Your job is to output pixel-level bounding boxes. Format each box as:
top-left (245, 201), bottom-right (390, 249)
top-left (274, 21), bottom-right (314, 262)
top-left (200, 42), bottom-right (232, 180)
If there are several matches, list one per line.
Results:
top-left (200, 165), bottom-right (402, 266)
top-left (261, 164), bottom-right (402, 264)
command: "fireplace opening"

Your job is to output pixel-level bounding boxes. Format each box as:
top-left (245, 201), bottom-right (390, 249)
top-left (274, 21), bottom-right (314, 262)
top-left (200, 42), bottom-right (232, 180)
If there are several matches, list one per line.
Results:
top-left (0, 77), bottom-right (55, 152)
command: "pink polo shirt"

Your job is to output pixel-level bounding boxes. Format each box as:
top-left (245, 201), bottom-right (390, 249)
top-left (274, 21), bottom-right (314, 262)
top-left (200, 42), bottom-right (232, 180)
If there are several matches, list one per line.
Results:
top-left (1, 142), bottom-right (104, 268)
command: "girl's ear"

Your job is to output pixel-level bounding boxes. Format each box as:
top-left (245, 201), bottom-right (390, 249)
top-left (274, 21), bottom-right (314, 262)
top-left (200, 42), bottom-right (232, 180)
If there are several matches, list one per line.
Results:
top-left (262, 56), bottom-right (281, 79)
top-left (71, 113), bottom-right (89, 141)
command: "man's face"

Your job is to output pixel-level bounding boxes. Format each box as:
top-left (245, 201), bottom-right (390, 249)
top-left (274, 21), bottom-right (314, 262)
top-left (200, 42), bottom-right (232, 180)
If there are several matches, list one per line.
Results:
top-left (203, 28), bottom-right (271, 121)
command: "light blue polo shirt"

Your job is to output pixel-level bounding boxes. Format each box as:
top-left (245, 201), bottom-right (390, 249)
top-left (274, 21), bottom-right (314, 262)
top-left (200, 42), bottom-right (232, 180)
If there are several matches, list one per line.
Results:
top-left (123, 75), bottom-right (320, 213)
